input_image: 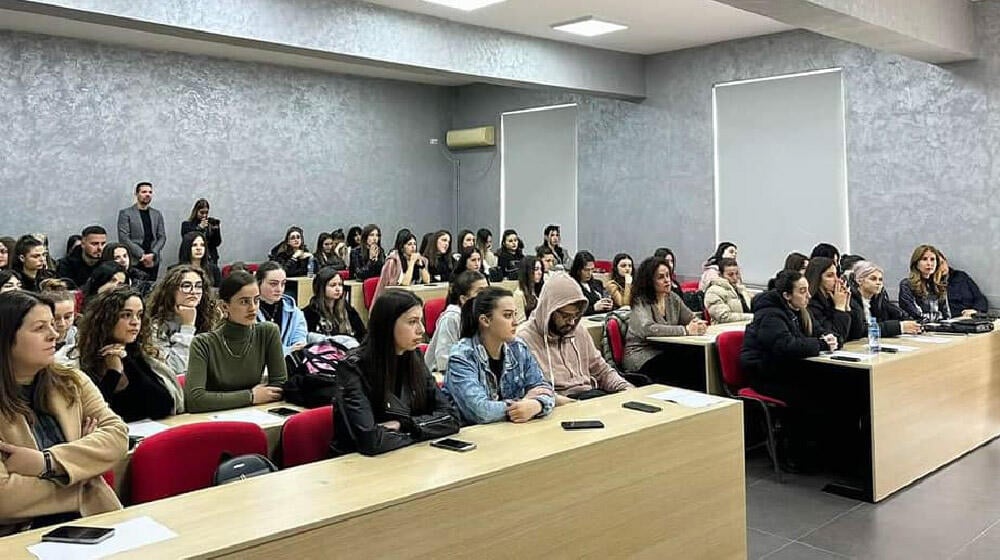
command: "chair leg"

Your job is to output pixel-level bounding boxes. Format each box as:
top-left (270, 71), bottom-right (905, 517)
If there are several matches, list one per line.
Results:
top-left (759, 403), bottom-right (783, 483)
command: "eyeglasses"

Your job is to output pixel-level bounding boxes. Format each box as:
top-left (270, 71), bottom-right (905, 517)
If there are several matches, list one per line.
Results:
top-left (553, 308), bottom-right (583, 322)
top-left (288, 235), bottom-right (301, 240)
top-left (179, 282), bottom-right (204, 293)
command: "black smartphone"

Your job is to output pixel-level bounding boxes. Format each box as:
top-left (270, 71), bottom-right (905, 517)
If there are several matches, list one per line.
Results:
top-left (267, 407), bottom-right (300, 417)
top-left (42, 526), bottom-right (115, 544)
top-left (831, 355), bottom-right (861, 363)
top-left (880, 347), bottom-right (898, 353)
top-left (430, 438), bottom-right (476, 452)
top-left (561, 420), bottom-right (605, 430)
top-left (128, 435), bottom-right (143, 450)
top-left (622, 401), bottom-right (662, 413)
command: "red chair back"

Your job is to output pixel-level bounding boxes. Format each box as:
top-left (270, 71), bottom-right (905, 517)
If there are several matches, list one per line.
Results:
top-left (222, 263), bottom-right (260, 278)
top-left (73, 290), bottom-right (85, 314)
top-left (363, 277), bottom-right (379, 309)
top-left (703, 308), bottom-right (712, 325)
top-left (594, 260), bottom-right (613, 274)
top-left (681, 281), bottom-right (700, 293)
top-left (716, 330), bottom-right (746, 391)
top-left (102, 470), bottom-right (115, 489)
top-left (337, 270), bottom-right (350, 281)
top-left (423, 297), bottom-right (447, 338)
top-left (607, 317), bottom-right (625, 368)
top-left (281, 406), bottom-right (334, 468)
top-left (129, 421), bottom-right (267, 504)
top-left (177, 374), bottom-right (186, 388)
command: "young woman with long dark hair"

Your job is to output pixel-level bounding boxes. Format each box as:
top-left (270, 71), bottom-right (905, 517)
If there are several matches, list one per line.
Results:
top-left (180, 198), bottom-right (222, 264)
top-left (177, 231), bottom-right (222, 288)
top-left (304, 267), bottom-right (366, 343)
top-left (331, 290), bottom-right (459, 456)
top-left (568, 251), bottom-right (612, 316)
top-left (425, 270), bottom-right (488, 373)
top-left (268, 226), bottom-right (313, 278)
top-left (423, 230), bottom-right (453, 283)
top-left (349, 224), bottom-right (385, 280)
top-left (513, 256), bottom-right (543, 324)
top-left (146, 265), bottom-right (218, 376)
top-left (605, 253), bottom-right (633, 309)
top-left (496, 229), bottom-right (523, 281)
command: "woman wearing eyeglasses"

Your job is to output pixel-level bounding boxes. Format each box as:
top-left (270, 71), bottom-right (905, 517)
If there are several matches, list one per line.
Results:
top-left (185, 271), bottom-right (286, 413)
top-left (146, 265), bottom-right (218, 376)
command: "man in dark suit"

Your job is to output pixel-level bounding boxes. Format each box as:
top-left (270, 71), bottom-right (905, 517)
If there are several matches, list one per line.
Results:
top-left (117, 181), bottom-right (166, 279)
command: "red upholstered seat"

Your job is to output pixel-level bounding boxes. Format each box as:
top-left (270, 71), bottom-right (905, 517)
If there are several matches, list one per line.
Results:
top-left (681, 281), bottom-right (700, 293)
top-left (607, 317), bottom-right (625, 369)
top-left (281, 406), bottom-right (334, 468)
top-left (423, 297), bottom-right (447, 338)
top-left (363, 277), bottom-right (379, 310)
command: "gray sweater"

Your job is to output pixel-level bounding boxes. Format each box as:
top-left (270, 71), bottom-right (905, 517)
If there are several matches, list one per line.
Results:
top-left (624, 293), bottom-right (695, 371)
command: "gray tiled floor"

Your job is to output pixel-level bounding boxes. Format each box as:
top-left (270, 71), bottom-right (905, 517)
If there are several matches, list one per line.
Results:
top-left (746, 437), bottom-right (1000, 559)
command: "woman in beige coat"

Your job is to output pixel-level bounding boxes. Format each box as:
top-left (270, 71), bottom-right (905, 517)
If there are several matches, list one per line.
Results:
top-left (0, 291), bottom-right (128, 536)
top-left (704, 258), bottom-right (753, 324)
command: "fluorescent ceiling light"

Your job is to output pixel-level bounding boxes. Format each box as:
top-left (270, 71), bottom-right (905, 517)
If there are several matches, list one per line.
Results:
top-left (421, 0), bottom-right (507, 11)
top-left (551, 16), bottom-right (627, 37)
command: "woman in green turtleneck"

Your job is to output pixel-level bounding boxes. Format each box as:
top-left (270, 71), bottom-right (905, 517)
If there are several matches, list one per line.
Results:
top-left (185, 271), bottom-right (287, 413)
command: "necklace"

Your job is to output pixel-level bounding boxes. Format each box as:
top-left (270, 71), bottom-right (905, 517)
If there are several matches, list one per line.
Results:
top-left (220, 324), bottom-right (255, 359)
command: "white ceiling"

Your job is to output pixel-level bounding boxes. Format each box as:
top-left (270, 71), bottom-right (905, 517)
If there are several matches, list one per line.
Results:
top-left (365, 0), bottom-right (794, 55)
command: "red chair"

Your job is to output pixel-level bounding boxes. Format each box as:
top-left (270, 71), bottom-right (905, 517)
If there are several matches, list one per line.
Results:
top-left (73, 290), bottom-right (85, 314)
top-left (702, 308), bottom-right (712, 325)
top-left (606, 317), bottom-right (625, 369)
top-left (222, 263), bottom-right (260, 278)
top-left (177, 374), bottom-right (186, 388)
top-left (418, 343), bottom-right (429, 354)
top-left (101, 470), bottom-right (115, 489)
top-left (423, 297), bottom-right (447, 338)
top-left (681, 281), bottom-right (700, 293)
top-left (716, 330), bottom-right (787, 481)
top-left (129, 422), bottom-right (267, 504)
top-left (337, 270), bottom-right (350, 281)
top-left (280, 406), bottom-right (334, 468)
top-left (594, 260), bottom-right (613, 274)
top-left (362, 277), bottom-right (379, 309)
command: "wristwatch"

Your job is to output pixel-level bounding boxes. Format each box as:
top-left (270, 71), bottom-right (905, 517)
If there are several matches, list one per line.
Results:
top-left (38, 450), bottom-right (56, 480)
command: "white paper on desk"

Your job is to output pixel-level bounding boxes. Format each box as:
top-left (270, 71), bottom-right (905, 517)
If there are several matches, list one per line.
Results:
top-left (27, 516), bottom-right (176, 560)
top-left (879, 344), bottom-right (918, 352)
top-left (126, 419), bottom-right (170, 438)
top-left (647, 388), bottom-right (726, 408)
top-left (900, 335), bottom-right (956, 344)
top-left (212, 409), bottom-right (284, 426)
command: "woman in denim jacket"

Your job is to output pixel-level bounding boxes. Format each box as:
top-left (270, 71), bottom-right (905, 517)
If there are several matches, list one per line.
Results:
top-left (444, 287), bottom-right (555, 425)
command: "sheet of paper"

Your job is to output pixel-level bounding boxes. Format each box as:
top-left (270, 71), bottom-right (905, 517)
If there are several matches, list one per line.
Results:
top-left (126, 420), bottom-right (171, 438)
top-left (900, 335), bottom-right (958, 344)
top-left (212, 409), bottom-right (284, 426)
top-left (27, 516), bottom-right (177, 560)
top-left (647, 388), bottom-right (727, 408)
top-left (878, 344), bottom-right (919, 352)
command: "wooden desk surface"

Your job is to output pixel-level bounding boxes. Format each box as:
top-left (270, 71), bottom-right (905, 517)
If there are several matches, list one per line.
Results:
top-left (1, 386), bottom-right (747, 560)
top-left (648, 322), bottom-right (749, 347)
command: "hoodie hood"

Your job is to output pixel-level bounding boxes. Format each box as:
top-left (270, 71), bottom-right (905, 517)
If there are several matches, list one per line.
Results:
top-left (750, 290), bottom-right (788, 314)
top-left (529, 272), bottom-right (588, 335)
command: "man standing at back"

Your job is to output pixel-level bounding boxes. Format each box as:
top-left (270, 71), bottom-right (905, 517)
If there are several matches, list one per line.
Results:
top-left (118, 181), bottom-right (166, 279)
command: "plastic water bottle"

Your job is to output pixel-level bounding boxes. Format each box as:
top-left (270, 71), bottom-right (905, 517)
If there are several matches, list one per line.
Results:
top-left (867, 317), bottom-right (881, 354)
top-left (307, 256), bottom-right (315, 278)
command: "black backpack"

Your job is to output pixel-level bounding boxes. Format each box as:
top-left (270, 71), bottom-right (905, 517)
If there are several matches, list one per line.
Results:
top-left (213, 452), bottom-right (278, 485)
top-left (282, 340), bottom-right (351, 408)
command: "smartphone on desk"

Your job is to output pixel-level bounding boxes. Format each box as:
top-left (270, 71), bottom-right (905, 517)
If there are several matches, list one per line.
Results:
top-left (622, 401), bottom-right (662, 413)
top-left (431, 438), bottom-right (477, 452)
top-left (267, 407), bottom-right (301, 417)
top-left (561, 420), bottom-right (605, 430)
top-left (42, 526), bottom-right (115, 545)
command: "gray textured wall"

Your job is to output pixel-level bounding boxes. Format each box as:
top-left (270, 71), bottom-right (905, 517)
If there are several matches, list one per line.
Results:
top-left (454, 2), bottom-right (1000, 302)
top-left (0, 30), bottom-right (454, 266)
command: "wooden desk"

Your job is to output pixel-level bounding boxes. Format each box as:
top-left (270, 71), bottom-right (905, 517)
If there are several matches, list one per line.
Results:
top-left (1, 386), bottom-right (747, 559)
top-left (343, 279), bottom-right (368, 324)
top-left (285, 276), bottom-right (313, 307)
top-left (646, 322), bottom-right (749, 395)
top-left (805, 331), bottom-right (1000, 502)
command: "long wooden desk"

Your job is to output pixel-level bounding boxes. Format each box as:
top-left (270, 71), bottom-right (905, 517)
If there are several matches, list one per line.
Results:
top-left (805, 331), bottom-right (1000, 502)
top-left (1, 386), bottom-right (747, 559)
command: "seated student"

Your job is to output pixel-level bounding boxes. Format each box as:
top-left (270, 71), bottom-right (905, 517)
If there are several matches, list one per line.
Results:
top-left (425, 270), bottom-right (488, 373)
top-left (518, 272), bottom-right (632, 403)
top-left (0, 270), bottom-right (22, 293)
top-left (898, 244), bottom-right (951, 322)
top-left (653, 247), bottom-right (685, 297)
top-left (810, 243), bottom-right (841, 273)
top-left (31, 233), bottom-right (57, 272)
top-left (513, 256), bottom-right (544, 324)
top-left (81, 262), bottom-right (128, 304)
top-left (423, 230), bottom-right (453, 283)
top-left (146, 265), bottom-right (217, 376)
top-left (698, 242), bottom-right (738, 292)
top-left (443, 287), bottom-right (555, 425)
top-left (804, 257), bottom-right (858, 343)
top-left (624, 257), bottom-right (707, 377)
top-left (255, 262), bottom-right (307, 356)
top-left (332, 290), bottom-right (460, 456)
top-left (849, 261), bottom-right (921, 338)
top-left (349, 224), bottom-right (385, 280)
top-left (346, 225), bottom-right (363, 254)
top-left (536, 245), bottom-right (557, 276)
top-left (475, 229), bottom-right (497, 277)
top-left (496, 229), bottom-right (524, 281)
top-left (177, 231), bottom-right (222, 288)
top-left (72, 287), bottom-right (183, 422)
top-left (303, 267), bottom-right (366, 345)
top-left (766, 252), bottom-right (810, 291)
top-left (604, 253), bottom-right (634, 309)
top-left (56, 225), bottom-right (106, 289)
top-left (839, 254), bottom-right (866, 281)
top-left (314, 232), bottom-right (346, 272)
top-left (704, 258), bottom-right (753, 324)
top-left (455, 229), bottom-right (476, 253)
top-left (38, 279), bottom-right (77, 353)
top-left (374, 229), bottom-right (431, 302)
top-left (536, 225), bottom-right (570, 266)
top-left (101, 242), bottom-right (152, 296)
top-left (186, 271), bottom-right (286, 413)
top-left (0, 236), bottom-right (11, 270)
top-left (180, 198), bottom-right (222, 264)
top-left (0, 290), bottom-right (127, 537)
top-left (12, 235), bottom-right (55, 293)
top-left (455, 246), bottom-right (484, 277)
top-left (937, 252), bottom-right (988, 317)
top-left (268, 226), bottom-right (313, 278)
top-left (330, 229), bottom-right (350, 269)
top-left (568, 251), bottom-right (613, 316)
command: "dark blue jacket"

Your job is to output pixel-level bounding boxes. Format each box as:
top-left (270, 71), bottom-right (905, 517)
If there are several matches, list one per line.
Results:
top-left (946, 269), bottom-right (988, 315)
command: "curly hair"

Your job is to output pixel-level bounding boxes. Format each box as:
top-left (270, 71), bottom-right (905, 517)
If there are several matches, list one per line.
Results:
top-left (145, 265), bottom-right (218, 336)
top-left (630, 257), bottom-right (671, 306)
top-left (75, 287), bottom-right (159, 378)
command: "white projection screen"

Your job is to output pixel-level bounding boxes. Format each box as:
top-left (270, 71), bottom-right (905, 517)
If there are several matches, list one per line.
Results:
top-left (713, 69), bottom-right (849, 286)
top-left (500, 104), bottom-right (578, 256)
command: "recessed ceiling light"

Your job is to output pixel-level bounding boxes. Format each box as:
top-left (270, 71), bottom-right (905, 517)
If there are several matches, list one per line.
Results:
top-left (551, 16), bottom-right (627, 37)
top-left (421, 0), bottom-right (507, 11)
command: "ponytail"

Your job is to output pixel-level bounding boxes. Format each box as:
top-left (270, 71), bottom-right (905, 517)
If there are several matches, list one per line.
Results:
top-left (459, 286), bottom-right (513, 339)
